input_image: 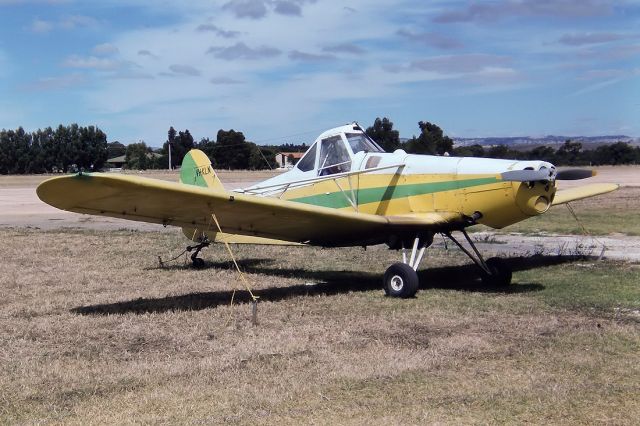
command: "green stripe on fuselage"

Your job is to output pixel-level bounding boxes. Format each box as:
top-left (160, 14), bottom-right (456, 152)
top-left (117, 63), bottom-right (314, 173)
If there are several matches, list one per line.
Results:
top-left (290, 177), bottom-right (499, 209)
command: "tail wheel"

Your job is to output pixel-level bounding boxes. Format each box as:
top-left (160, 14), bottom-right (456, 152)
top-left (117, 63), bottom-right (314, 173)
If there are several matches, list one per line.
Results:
top-left (192, 257), bottom-right (205, 269)
top-left (384, 263), bottom-right (419, 298)
top-left (481, 257), bottom-right (512, 287)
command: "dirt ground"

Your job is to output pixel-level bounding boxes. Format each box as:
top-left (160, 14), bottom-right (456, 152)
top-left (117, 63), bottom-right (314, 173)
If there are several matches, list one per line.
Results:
top-left (0, 170), bottom-right (279, 231)
top-left (1, 166), bottom-right (638, 260)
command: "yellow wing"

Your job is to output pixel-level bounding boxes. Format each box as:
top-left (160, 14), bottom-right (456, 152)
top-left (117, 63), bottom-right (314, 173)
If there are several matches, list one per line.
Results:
top-left (37, 173), bottom-right (453, 247)
top-left (552, 183), bottom-right (619, 206)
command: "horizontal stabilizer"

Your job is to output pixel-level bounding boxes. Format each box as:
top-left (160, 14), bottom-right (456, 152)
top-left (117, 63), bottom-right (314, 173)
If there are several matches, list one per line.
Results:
top-left (552, 183), bottom-right (619, 205)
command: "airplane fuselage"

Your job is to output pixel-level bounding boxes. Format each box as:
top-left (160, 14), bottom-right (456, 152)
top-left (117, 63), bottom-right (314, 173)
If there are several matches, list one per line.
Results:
top-left (244, 149), bottom-right (556, 231)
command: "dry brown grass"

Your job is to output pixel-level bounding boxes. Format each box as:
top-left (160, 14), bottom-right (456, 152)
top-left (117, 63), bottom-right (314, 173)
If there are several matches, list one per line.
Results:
top-left (0, 228), bottom-right (638, 424)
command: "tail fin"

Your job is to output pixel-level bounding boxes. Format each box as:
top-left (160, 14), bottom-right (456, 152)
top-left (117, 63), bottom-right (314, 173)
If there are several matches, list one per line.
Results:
top-left (178, 149), bottom-right (296, 245)
top-left (179, 149), bottom-right (224, 191)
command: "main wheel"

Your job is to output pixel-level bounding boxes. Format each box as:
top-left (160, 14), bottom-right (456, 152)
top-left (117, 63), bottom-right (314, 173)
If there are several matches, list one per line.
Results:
top-left (192, 257), bottom-right (205, 269)
top-left (481, 257), bottom-right (512, 287)
top-left (383, 263), bottom-right (419, 298)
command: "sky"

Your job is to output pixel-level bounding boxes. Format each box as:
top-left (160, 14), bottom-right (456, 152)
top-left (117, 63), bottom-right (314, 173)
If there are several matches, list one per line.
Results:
top-left (0, 0), bottom-right (639, 145)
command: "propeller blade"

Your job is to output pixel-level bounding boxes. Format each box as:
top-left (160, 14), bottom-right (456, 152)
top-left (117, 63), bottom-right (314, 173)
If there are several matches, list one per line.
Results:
top-left (501, 169), bottom-right (554, 182)
top-left (556, 169), bottom-right (596, 180)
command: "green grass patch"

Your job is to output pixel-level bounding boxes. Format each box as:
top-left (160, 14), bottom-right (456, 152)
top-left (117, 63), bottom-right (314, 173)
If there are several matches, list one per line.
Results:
top-left (498, 209), bottom-right (640, 236)
top-left (515, 261), bottom-right (640, 311)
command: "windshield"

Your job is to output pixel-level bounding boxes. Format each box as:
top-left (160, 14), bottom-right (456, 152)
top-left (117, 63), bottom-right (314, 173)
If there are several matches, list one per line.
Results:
top-left (318, 135), bottom-right (351, 176)
top-left (345, 133), bottom-right (384, 154)
top-left (295, 142), bottom-right (317, 172)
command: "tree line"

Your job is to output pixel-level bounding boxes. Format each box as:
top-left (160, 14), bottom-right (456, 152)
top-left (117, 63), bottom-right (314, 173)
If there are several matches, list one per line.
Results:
top-left (0, 124), bottom-right (107, 174)
top-left (1, 119), bottom-right (638, 174)
top-left (365, 117), bottom-right (640, 166)
top-left (115, 127), bottom-right (279, 171)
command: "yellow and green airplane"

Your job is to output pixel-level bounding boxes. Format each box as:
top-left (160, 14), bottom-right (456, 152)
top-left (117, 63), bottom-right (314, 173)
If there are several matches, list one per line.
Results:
top-left (37, 123), bottom-right (618, 298)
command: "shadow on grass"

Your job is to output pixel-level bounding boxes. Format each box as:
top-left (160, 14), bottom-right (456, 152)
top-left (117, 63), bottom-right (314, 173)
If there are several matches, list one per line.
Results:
top-left (72, 254), bottom-right (589, 316)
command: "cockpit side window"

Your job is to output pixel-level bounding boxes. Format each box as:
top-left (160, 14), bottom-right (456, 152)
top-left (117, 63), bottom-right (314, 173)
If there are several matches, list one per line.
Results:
top-left (318, 135), bottom-right (351, 176)
top-left (345, 133), bottom-right (384, 154)
top-left (296, 142), bottom-right (317, 172)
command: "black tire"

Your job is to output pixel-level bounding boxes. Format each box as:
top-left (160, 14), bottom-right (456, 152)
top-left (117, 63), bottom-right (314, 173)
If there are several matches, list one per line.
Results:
top-left (481, 257), bottom-right (512, 287)
top-left (383, 263), bottom-right (419, 298)
top-left (192, 257), bottom-right (205, 269)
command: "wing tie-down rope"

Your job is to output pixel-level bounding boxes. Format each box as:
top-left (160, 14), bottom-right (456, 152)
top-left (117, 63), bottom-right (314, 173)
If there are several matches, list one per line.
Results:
top-left (209, 213), bottom-right (260, 327)
top-left (157, 248), bottom-right (189, 267)
top-left (157, 228), bottom-right (204, 267)
top-left (565, 202), bottom-right (606, 260)
top-left (210, 214), bottom-right (259, 301)
top-left (157, 215), bottom-right (259, 326)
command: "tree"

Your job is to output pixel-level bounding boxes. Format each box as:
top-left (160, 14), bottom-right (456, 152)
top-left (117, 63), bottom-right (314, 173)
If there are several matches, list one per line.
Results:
top-left (591, 142), bottom-right (637, 165)
top-left (527, 145), bottom-right (556, 163)
top-left (125, 142), bottom-right (152, 170)
top-left (28, 128), bottom-right (48, 173)
top-left (486, 145), bottom-right (510, 159)
top-left (248, 144), bottom-right (277, 170)
top-left (162, 127), bottom-right (194, 169)
top-left (366, 117), bottom-right (400, 152)
top-left (555, 140), bottom-right (583, 166)
top-left (404, 121), bottom-right (453, 155)
top-left (214, 129), bottom-right (251, 169)
top-left (453, 144), bottom-right (485, 157)
top-left (107, 141), bottom-right (126, 159)
top-left (0, 129), bottom-right (17, 174)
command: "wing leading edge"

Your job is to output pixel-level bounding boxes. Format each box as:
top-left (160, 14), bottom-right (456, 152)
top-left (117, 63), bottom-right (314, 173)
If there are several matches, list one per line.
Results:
top-left (37, 173), bottom-right (458, 247)
top-left (552, 183), bottom-right (619, 206)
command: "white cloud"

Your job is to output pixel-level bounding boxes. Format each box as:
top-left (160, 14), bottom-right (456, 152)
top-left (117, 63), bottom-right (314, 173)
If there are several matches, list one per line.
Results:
top-left (29, 14), bottom-right (100, 33)
top-left (0, 0), bottom-right (70, 4)
top-left (208, 42), bottom-right (282, 60)
top-left (67, 1), bottom-right (444, 141)
top-left (30, 18), bottom-right (54, 33)
top-left (569, 78), bottom-right (623, 97)
top-left (273, 1), bottom-right (301, 16)
top-left (63, 55), bottom-right (123, 70)
top-left (223, 0), bottom-right (268, 19)
top-left (71, 0), bottom-right (624, 142)
top-left (59, 14), bottom-right (99, 30)
top-left (288, 50), bottom-right (335, 62)
top-left (168, 64), bottom-right (201, 76)
top-left (322, 43), bottom-right (366, 55)
top-left (210, 76), bottom-right (244, 85)
top-left (195, 23), bottom-right (240, 38)
top-left (558, 32), bottom-right (625, 46)
top-left (433, 0), bottom-right (613, 23)
top-left (137, 49), bottom-right (158, 58)
top-left (92, 43), bottom-right (119, 56)
top-left (23, 73), bottom-right (87, 91)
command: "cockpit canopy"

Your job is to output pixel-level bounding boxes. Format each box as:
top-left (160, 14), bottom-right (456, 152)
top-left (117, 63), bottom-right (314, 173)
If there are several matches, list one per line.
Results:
top-left (296, 123), bottom-right (384, 176)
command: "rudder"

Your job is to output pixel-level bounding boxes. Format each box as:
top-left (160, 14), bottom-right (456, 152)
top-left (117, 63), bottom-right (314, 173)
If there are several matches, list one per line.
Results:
top-left (179, 149), bottom-right (225, 242)
top-left (179, 149), bottom-right (224, 191)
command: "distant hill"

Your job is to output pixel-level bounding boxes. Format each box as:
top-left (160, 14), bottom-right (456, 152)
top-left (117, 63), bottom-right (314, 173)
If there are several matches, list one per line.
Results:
top-left (453, 135), bottom-right (639, 150)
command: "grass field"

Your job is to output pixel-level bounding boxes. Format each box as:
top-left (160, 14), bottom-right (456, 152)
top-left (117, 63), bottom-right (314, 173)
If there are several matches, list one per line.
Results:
top-left (1, 228), bottom-right (638, 424)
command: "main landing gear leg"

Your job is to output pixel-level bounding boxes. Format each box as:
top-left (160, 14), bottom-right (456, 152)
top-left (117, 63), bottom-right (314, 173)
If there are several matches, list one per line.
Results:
top-left (186, 240), bottom-right (210, 268)
top-left (444, 229), bottom-right (512, 287)
top-left (384, 235), bottom-right (430, 298)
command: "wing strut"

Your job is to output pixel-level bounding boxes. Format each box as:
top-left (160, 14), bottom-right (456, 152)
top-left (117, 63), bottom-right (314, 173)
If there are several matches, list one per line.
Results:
top-left (444, 229), bottom-right (512, 287)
